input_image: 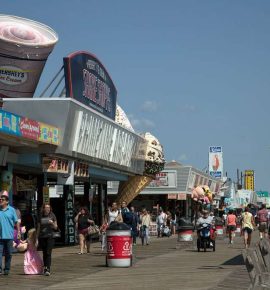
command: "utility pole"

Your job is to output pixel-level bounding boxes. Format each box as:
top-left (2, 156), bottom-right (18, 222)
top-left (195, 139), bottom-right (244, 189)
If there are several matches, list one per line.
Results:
top-left (237, 169), bottom-right (242, 189)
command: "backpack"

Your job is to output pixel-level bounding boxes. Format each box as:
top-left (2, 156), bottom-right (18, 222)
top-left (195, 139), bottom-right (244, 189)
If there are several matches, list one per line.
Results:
top-left (122, 211), bottom-right (134, 225)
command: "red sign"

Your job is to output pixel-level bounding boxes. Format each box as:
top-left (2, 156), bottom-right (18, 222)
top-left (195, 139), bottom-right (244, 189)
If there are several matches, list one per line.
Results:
top-left (20, 117), bottom-right (40, 140)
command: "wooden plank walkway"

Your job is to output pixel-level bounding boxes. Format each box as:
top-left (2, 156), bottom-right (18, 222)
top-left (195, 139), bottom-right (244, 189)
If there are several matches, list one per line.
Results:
top-left (0, 233), bottom-right (254, 290)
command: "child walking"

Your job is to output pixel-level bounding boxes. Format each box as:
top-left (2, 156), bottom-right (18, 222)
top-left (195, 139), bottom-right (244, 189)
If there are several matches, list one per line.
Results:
top-left (21, 228), bottom-right (43, 275)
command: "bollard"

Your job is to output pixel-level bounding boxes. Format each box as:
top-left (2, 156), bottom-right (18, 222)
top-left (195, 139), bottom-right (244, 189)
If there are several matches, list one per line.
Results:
top-left (106, 222), bottom-right (132, 267)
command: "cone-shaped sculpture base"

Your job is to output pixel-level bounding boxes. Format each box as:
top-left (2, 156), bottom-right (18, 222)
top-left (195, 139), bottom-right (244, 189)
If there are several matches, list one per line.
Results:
top-left (115, 175), bottom-right (154, 205)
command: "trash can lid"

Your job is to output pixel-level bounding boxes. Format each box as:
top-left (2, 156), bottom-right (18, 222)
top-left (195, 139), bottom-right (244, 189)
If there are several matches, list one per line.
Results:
top-left (107, 222), bottom-right (130, 231)
top-left (178, 218), bottom-right (193, 227)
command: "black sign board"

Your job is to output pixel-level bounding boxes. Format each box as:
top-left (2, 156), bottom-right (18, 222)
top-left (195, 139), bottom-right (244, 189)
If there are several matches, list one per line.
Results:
top-left (64, 51), bottom-right (117, 120)
top-left (64, 185), bottom-right (75, 245)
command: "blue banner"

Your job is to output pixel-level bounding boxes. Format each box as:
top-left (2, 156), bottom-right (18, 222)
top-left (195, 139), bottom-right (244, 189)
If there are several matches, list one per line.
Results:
top-left (0, 110), bottom-right (21, 137)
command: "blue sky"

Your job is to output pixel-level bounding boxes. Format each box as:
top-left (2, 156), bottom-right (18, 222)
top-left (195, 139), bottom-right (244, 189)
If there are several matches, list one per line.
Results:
top-left (2, 0), bottom-right (270, 190)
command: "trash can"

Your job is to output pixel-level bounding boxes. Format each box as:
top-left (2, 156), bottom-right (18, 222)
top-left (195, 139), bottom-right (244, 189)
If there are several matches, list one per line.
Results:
top-left (177, 218), bottom-right (193, 242)
top-left (106, 222), bottom-right (132, 267)
top-left (215, 217), bottom-right (224, 236)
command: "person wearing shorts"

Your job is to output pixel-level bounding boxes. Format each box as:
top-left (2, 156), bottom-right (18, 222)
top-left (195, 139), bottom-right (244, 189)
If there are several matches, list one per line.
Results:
top-left (257, 204), bottom-right (268, 239)
top-left (226, 209), bottom-right (236, 244)
top-left (74, 207), bottom-right (94, 254)
top-left (241, 207), bottom-right (255, 249)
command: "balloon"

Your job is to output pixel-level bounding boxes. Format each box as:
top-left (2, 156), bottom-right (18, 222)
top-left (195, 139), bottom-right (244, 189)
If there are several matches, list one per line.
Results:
top-left (192, 185), bottom-right (213, 203)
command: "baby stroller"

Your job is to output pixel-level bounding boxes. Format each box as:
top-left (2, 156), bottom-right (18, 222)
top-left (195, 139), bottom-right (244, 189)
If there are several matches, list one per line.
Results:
top-left (161, 224), bottom-right (171, 237)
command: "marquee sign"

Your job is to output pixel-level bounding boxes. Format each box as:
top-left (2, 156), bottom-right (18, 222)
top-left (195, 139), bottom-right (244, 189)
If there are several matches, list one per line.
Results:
top-left (64, 51), bottom-right (117, 120)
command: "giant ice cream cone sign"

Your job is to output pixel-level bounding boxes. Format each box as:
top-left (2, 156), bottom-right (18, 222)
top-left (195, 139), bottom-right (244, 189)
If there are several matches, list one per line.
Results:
top-left (115, 132), bottom-right (165, 205)
top-left (115, 175), bottom-right (153, 206)
top-left (0, 15), bottom-right (58, 98)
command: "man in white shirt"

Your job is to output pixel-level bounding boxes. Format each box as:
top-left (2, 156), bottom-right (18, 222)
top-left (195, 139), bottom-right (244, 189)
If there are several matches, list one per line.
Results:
top-left (196, 210), bottom-right (213, 228)
top-left (156, 209), bottom-right (167, 237)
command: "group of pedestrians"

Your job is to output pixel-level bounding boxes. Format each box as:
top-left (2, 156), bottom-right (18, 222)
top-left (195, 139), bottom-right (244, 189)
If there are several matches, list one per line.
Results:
top-left (0, 191), bottom-right (58, 276)
top-left (222, 204), bottom-right (270, 249)
top-left (98, 201), bottom-right (153, 248)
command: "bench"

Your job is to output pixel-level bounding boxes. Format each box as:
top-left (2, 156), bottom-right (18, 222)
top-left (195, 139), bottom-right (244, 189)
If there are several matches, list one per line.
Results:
top-left (242, 239), bottom-right (270, 289)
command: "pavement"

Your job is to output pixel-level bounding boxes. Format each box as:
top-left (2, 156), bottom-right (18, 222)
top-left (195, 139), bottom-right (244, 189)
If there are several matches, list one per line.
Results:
top-left (0, 232), bottom-right (254, 290)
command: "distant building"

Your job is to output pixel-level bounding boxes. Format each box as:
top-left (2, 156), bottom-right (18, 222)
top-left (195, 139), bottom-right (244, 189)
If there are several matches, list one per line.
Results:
top-left (108, 160), bottom-right (222, 219)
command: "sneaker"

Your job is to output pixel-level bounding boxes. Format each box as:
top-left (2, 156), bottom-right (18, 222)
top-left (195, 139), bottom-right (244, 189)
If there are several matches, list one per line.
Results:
top-left (44, 270), bottom-right (50, 276)
top-left (77, 252), bottom-right (83, 255)
top-left (4, 271), bottom-right (9, 275)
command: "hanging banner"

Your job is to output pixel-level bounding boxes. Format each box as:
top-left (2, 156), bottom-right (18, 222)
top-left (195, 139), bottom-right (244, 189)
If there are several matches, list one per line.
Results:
top-left (43, 186), bottom-right (50, 204)
top-left (42, 157), bottom-right (69, 173)
top-left (74, 162), bottom-right (89, 177)
top-left (167, 194), bottom-right (177, 200)
top-left (16, 176), bottom-right (37, 191)
top-left (20, 118), bottom-right (40, 140)
top-left (244, 170), bottom-right (255, 191)
top-left (38, 122), bottom-right (59, 145)
top-left (177, 193), bottom-right (187, 200)
top-left (209, 146), bottom-right (223, 179)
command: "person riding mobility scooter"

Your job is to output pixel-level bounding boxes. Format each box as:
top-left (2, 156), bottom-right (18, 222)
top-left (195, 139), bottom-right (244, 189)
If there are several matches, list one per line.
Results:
top-left (196, 210), bottom-right (216, 252)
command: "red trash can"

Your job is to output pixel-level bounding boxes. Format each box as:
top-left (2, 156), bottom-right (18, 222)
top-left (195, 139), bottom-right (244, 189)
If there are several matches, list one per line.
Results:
top-left (106, 222), bottom-right (132, 267)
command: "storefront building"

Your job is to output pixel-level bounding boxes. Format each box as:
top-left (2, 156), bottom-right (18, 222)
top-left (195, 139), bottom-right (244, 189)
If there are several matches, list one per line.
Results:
top-left (0, 107), bottom-right (59, 232)
top-left (108, 161), bottom-right (222, 220)
top-left (2, 51), bottom-right (147, 245)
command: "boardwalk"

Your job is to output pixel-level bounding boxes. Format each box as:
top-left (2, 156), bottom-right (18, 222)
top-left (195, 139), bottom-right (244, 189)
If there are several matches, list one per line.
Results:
top-left (0, 233), bottom-right (252, 290)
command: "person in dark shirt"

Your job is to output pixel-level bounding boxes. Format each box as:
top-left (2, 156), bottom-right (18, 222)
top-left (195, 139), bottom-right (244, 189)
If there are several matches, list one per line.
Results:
top-left (130, 207), bottom-right (139, 245)
top-left (74, 207), bottom-right (94, 254)
top-left (37, 203), bottom-right (58, 276)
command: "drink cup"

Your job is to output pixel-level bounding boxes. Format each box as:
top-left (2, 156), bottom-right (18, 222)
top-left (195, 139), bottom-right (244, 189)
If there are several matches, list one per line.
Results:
top-left (0, 14), bottom-right (58, 98)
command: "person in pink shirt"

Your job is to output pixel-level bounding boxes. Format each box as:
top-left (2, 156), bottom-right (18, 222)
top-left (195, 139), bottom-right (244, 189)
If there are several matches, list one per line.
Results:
top-left (257, 204), bottom-right (268, 239)
top-left (226, 210), bottom-right (237, 244)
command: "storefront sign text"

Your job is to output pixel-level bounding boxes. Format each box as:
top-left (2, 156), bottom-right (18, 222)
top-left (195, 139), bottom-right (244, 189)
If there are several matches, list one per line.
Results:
top-left (64, 51), bottom-right (117, 120)
top-left (0, 109), bottom-right (59, 145)
top-left (66, 188), bottom-right (75, 244)
top-left (72, 111), bottom-right (137, 167)
top-left (148, 171), bottom-right (177, 188)
top-left (42, 157), bottom-right (69, 174)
